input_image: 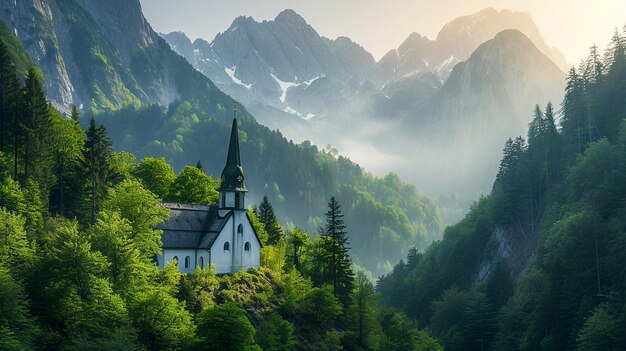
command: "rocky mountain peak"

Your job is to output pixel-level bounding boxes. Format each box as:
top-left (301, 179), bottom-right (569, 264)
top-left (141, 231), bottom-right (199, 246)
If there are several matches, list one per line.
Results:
top-left (230, 15), bottom-right (255, 28)
top-left (435, 7), bottom-right (567, 71)
top-left (274, 9), bottom-right (307, 25)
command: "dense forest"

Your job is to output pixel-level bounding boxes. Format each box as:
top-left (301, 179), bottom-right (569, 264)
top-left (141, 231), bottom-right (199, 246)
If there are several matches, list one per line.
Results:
top-left (86, 99), bottom-right (443, 277)
top-left (0, 35), bottom-right (443, 350)
top-left (0, 3), bottom-right (445, 278)
top-left (377, 28), bottom-right (626, 351)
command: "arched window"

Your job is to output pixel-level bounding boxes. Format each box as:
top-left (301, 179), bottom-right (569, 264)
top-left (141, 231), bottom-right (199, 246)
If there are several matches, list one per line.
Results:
top-left (237, 224), bottom-right (243, 234)
top-left (244, 242), bottom-right (251, 251)
top-left (199, 256), bottom-right (204, 269)
top-left (172, 256), bottom-right (179, 267)
top-left (224, 241), bottom-right (230, 251)
top-left (184, 256), bottom-right (190, 268)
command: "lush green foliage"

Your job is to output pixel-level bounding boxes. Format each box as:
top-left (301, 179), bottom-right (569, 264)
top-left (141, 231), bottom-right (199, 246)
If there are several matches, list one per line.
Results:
top-left (255, 195), bottom-right (284, 245)
top-left (0, 31), bottom-right (443, 350)
top-left (377, 28), bottom-right (626, 351)
top-left (88, 99), bottom-right (443, 277)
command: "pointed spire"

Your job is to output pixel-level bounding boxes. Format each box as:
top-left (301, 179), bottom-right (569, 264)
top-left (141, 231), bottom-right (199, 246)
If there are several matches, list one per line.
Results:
top-left (219, 101), bottom-right (247, 192)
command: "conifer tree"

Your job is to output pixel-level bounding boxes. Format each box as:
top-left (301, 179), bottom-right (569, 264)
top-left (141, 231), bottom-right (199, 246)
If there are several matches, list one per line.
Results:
top-left (0, 39), bottom-right (12, 152)
top-left (22, 68), bottom-right (51, 181)
top-left (561, 67), bottom-right (589, 158)
top-left (70, 105), bottom-right (80, 121)
top-left (320, 196), bottom-right (354, 305)
top-left (0, 40), bottom-right (22, 178)
top-left (83, 118), bottom-right (114, 224)
top-left (257, 195), bottom-right (283, 245)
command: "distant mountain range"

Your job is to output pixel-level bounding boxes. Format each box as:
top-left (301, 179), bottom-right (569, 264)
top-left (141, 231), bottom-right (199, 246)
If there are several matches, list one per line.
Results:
top-left (163, 8), bottom-right (566, 194)
top-left (0, 0), bottom-right (569, 197)
top-left (164, 8), bottom-right (566, 123)
top-left (163, 9), bottom-right (376, 121)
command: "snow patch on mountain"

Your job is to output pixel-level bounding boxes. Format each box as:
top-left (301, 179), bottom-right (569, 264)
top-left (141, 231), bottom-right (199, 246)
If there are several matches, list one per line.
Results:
top-left (271, 74), bottom-right (297, 103)
top-left (225, 66), bottom-right (252, 89)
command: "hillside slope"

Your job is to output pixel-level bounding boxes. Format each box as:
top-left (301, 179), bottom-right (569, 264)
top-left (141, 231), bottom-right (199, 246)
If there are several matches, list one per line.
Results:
top-left (377, 30), bottom-right (626, 351)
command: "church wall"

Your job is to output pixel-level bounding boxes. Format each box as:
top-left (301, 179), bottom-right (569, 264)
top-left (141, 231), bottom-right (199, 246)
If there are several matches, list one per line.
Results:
top-left (211, 216), bottom-right (235, 274)
top-left (239, 211), bottom-right (261, 269)
top-left (210, 211), bottom-right (260, 273)
top-left (157, 249), bottom-right (204, 274)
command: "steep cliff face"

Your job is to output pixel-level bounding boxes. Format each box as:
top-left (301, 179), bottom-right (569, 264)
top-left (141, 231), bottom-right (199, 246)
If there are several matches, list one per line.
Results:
top-left (0, 0), bottom-right (224, 111)
top-left (1, 0), bottom-right (74, 105)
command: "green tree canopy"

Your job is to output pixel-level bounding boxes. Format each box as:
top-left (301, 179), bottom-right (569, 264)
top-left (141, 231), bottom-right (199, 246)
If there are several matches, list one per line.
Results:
top-left (194, 303), bottom-right (260, 351)
top-left (168, 166), bottom-right (219, 205)
top-left (132, 157), bottom-right (175, 199)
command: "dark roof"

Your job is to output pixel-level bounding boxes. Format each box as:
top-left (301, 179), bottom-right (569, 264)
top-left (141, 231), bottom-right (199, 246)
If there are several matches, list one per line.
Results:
top-left (219, 118), bottom-right (247, 192)
top-left (157, 203), bottom-right (231, 249)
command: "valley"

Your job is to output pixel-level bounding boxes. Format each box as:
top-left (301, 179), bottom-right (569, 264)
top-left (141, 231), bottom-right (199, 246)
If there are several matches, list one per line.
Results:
top-left (1, 1), bottom-right (625, 350)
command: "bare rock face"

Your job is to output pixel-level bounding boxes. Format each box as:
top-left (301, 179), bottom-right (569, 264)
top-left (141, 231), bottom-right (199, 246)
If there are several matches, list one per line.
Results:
top-left (1, 0), bottom-right (74, 105)
top-left (0, 0), bottom-right (217, 110)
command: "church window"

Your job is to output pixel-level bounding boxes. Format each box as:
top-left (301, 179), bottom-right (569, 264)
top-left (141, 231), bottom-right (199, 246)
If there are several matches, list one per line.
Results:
top-left (245, 242), bottom-right (251, 251)
top-left (221, 193), bottom-right (226, 207)
top-left (224, 242), bottom-right (230, 251)
top-left (172, 256), bottom-right (179, 267)
top-left (184, 256), bottom-right (190, 268)
top-left (199, 256), bottom-right (204, 268)
top-left (235, 192), bottom-right (240, 208)
top-left (237, 224), bottom-right (243, 234)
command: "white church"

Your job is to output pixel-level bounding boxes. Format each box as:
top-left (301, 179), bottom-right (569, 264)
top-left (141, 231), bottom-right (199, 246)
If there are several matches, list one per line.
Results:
top-left (155, 116), bottom-right (261, 274)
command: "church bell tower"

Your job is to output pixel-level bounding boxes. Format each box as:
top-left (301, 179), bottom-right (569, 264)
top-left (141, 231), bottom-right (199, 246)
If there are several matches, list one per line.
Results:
top-left (219, 103), bottom-right (247, 215)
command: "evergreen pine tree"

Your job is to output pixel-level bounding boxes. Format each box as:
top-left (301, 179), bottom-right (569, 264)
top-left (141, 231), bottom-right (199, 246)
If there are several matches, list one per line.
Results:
top-left (0, 39), bottom-right (22, 178)
top-left (70, 105), bottom-right (80, 121)
top-left (22, 68), bottom-right (51, 181)
top-left (83, 118), bottom-right (113, 224)
top-left (320, 196), bottom-right (354, 305)
top-left (257, 195), bottom-right (283, 245)
top-left (0, 39), bottom-right (12, 152)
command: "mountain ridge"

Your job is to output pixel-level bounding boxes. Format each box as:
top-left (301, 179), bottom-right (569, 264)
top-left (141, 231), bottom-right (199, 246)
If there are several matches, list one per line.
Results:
top-left (161, 7), bottom-right (567, 195)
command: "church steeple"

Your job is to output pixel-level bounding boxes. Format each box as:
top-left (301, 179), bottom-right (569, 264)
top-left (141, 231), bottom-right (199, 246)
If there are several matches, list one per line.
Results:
top-left (219, 103), bottom-right (247, 210)
top-left (219, 116), bottom-right (246, 192)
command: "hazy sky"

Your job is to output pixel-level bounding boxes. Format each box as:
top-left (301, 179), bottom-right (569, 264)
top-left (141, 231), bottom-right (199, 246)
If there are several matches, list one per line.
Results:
top-left (140, 0), bottom-right (626, 65)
